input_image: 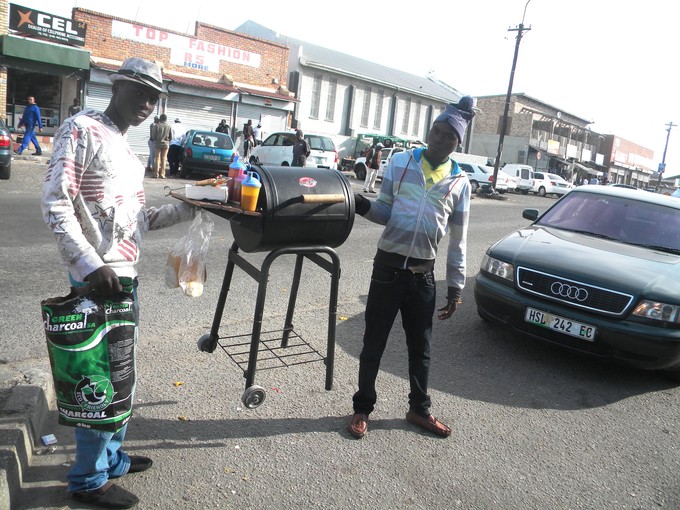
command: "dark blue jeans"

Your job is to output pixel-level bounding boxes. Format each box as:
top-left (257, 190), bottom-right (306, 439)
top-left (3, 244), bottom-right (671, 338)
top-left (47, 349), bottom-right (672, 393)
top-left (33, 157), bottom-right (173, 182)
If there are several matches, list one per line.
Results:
top-left (353, 262), bottom-right (436, 416)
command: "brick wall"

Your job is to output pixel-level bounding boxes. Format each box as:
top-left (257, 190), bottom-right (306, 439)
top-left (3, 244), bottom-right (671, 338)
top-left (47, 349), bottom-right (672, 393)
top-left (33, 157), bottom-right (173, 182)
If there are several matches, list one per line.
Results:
top-left (0, 0), bottom-right (8, 123)
top-left (196, 23), bottom-right (289, 88)
top-left (74, 9), bottom-right (289, 86)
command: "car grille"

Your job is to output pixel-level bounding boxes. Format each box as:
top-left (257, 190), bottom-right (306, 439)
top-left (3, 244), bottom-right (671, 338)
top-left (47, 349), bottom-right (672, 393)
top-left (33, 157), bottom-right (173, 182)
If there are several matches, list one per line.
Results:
top-left (516, 267), bottom-right (634, 316)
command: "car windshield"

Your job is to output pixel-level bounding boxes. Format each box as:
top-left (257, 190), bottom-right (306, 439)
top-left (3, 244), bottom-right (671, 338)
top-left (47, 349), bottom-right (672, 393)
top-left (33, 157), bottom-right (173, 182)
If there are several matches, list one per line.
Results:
top-left (262, 133), bottom-right (295, 146)
top-left (547, 174), bottom-right (566, 182)
top-left (305, 135), bottom-right (335, 151)
top-left (536, 191), bottom-right (680, 252)
top-left (192, 132), bottom-right (233, 150)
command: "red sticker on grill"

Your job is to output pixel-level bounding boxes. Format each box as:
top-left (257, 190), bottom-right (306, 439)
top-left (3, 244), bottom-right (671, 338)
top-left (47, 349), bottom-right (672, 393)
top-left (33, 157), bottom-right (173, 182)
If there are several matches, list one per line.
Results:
top-left (299, 177), bottom-right (317, 188)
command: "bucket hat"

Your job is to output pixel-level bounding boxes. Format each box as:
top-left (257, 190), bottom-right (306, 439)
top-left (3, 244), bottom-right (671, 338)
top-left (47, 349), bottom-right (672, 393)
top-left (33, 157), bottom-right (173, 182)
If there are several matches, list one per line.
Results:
top-left (109, 57), bottom-right (167, 97)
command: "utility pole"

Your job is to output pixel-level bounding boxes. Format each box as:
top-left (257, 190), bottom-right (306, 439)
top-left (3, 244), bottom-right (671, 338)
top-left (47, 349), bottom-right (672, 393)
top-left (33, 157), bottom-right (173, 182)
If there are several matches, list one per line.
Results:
top-left (489, 0), bottom-right (531, 193)
top-left (657, 121), bottom-right (677, 186)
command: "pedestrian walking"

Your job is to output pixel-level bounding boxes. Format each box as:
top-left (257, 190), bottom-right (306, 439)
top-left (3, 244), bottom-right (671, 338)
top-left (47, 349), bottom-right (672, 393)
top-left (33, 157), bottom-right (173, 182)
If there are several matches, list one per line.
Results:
top-left (68, 98), bottom-right (82, 117)
top-left (146, 116), bottom-right (159, 173)
top-left (242, 119), bottom-right (254, 158)
top-left (152, 114), bottom-right (172, 178)
top-left (15, 95), bottom-right (43, 155)
top-left (291, 130), bottom-right (310, 167)
top-left (253, 122), bottom-right (263, 145)
top-left (363, 142), bottom-right (383, 193)
top-left (168, 118), bottom-right (186, 177)
top-left (215, 119), bottom-right (229, 133)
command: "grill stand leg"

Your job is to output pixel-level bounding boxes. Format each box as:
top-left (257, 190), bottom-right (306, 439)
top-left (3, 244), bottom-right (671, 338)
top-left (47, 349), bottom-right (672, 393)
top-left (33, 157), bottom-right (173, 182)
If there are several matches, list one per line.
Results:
top-left (202, 241), bottom-right (240, 353)
top-left (280, 254), bottom-right (305, 348)
top-left (205, 244), bottom-right (340, 401)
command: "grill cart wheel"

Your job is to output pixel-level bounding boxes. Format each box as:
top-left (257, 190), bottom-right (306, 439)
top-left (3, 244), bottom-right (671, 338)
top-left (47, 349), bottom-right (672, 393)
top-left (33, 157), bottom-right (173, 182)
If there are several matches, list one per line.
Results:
top-left (197, 333), bottom-right (218, 353)
top-left (242, 385), bottom-right (266, 409)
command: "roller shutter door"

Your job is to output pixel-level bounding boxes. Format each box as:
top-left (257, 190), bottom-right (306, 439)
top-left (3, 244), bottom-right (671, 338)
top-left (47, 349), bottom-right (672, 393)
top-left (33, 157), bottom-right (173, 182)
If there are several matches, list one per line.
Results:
top-left (164, 94), bottom-right (231, 134)
top-left (84, 82), bottom-right (155, 156)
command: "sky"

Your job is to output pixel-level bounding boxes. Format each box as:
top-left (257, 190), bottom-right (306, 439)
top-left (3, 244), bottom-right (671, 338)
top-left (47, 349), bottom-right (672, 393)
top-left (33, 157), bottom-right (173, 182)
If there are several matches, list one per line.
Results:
top-left (21, 0), bottom-right (680, 177)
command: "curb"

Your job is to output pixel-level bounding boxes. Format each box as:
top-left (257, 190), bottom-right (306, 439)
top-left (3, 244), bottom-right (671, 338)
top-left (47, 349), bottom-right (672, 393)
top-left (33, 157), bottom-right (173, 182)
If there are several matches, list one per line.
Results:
top-left (0, 366), bottom-right (54, 509)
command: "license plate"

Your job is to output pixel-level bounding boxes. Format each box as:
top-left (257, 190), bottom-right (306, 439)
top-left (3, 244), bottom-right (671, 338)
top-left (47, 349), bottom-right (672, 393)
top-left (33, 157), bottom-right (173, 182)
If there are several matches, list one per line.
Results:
top-left (204, 155), bottom-right (220, 161)
top-left (315, 157), bottom-right (325, 164)
top-left (524, 307), bottom-right (596, 341)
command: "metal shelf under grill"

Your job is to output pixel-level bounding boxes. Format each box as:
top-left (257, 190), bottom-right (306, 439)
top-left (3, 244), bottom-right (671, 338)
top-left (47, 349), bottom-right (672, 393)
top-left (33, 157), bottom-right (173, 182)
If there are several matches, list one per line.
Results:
top-left (217, 328), bottom-right (325, 372)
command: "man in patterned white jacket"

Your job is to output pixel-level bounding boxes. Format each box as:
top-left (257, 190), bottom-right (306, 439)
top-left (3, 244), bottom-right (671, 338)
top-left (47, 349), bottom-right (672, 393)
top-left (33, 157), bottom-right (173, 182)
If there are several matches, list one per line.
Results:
top-left (42, 58), bottom-right (194, 509)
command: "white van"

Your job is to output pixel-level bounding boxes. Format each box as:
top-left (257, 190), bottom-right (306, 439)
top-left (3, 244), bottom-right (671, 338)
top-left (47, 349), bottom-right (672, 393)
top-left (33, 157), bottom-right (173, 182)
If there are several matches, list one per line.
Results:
top-left (503, 164), bottom-right (535, 194)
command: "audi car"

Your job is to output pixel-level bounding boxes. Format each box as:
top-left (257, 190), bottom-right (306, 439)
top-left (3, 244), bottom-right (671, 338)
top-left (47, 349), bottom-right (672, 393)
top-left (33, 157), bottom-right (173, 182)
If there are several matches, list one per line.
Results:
top-left (474, 186), bottom-right (680, 377)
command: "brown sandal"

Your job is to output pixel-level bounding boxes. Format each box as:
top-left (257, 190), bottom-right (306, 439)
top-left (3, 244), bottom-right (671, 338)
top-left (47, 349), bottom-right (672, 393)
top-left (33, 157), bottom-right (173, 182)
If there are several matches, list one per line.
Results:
top-left (347, 413), bottom-right (368, 439)
top-left (406, 410), bottom-right (451, 438)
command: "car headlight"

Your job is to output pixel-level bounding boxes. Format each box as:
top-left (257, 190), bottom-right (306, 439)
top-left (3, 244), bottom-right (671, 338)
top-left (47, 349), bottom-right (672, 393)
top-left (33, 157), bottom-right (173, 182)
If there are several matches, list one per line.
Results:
top-left (481, 254), bottom-right (514, 281)
top-left (632, 301), bottom-right (680, 324)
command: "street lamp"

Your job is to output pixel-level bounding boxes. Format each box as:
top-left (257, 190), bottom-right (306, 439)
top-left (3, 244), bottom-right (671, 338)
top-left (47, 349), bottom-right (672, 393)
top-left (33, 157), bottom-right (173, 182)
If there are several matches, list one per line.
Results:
top-left (489, 0), bottom-right (531, 192)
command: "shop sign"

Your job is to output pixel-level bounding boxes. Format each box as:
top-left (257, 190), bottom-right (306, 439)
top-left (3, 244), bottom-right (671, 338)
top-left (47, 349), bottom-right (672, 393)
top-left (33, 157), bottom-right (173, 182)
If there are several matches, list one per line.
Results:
top-left (9, 4), bottom-right (86, 46)
top-left (111, 20), bottom-right (261, 72)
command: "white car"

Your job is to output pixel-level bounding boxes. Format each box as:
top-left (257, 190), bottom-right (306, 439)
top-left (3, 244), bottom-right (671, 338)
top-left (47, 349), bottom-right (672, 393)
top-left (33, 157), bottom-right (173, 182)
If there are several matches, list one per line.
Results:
top-left (250, 131), bottom-right (339, 169)
top-left (531, 171), bottom-right (574, 196)
top-left (459, 163), bottom-right (514, 194)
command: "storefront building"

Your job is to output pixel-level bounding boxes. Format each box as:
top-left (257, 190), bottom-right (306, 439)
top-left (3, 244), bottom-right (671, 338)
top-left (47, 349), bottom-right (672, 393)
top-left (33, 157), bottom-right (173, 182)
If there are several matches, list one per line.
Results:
top-left (0, 1), bottom-right (296, 156)
top-left (0, 2), bottom-right (90, 147)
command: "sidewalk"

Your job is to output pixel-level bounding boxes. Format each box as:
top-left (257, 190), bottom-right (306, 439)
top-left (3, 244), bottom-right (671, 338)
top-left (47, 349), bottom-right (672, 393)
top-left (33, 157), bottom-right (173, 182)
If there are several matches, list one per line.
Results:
top-left (12, 150), bottom-right (51, 163)
top-left (0, 361), bottom-right (54, 509)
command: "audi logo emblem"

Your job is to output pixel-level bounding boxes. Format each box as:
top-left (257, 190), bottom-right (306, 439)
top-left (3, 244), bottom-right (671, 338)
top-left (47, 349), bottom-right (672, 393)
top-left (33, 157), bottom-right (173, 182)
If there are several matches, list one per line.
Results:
top-left (550, 282), bottom-right (588, 301)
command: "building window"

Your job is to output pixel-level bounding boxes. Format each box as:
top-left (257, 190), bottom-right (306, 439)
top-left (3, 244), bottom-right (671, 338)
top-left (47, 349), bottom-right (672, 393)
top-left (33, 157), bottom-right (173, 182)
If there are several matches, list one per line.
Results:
top-left (325, 77), bottom-right (337, 122)
top-left (373, 89), bottom-right (384, 130)
top-left (401, 98), bottom-right (411, 134)
top-left (361, 87), bottom-right (371, 128)
top-left (310, 74), bottom-right (322, 119)
top-left (412, 100), bottom-right (421, 136)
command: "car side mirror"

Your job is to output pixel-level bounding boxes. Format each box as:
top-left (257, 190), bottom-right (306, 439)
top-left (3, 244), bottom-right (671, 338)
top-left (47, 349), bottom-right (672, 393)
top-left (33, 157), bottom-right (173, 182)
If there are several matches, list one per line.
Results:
top-left (522, 208), bottom-right (539, 221)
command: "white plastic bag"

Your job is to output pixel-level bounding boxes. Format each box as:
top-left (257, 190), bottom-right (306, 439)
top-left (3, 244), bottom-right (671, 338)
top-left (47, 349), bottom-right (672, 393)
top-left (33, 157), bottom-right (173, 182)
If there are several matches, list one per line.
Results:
top-left (165, 210), bottom-right (214, 297)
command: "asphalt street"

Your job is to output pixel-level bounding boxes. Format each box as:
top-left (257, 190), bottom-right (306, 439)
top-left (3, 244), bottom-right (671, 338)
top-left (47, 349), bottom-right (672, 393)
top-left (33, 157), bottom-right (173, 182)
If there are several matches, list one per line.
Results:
top-left (2, 158), bottom-right (679, 509)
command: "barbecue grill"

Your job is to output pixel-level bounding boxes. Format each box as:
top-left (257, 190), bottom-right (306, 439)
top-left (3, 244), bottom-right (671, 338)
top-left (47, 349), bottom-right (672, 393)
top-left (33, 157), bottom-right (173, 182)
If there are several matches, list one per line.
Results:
top-left (171, 165), bottom-right (355, 408)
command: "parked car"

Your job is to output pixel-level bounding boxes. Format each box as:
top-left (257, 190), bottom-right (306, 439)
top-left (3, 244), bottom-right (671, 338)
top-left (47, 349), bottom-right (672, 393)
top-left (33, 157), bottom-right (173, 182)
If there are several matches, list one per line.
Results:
top-left (475, 185), bottom-right (680, 377)
top-left (353, 146), bottom-right (406, 181)
top-left (531, 172), bottom-right (574, 196)
top-left (249, 131), bottom-right (338, 169)
top-left (0, 118), bottom-right (12, 180)
top-left (609, 183), bottom-right (638, 190)
top-left (459, 163), bottom-right (514, 193)
top-left (179, 130), bottom-right (235, 178)
top-left (503, 164), bottom-right (535, 194)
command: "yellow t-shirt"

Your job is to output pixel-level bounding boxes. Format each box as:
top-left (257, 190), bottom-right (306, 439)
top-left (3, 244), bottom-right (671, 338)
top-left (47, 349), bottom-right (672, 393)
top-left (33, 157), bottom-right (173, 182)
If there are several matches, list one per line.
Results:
top-left (421, 156), bottom-right (452, 190)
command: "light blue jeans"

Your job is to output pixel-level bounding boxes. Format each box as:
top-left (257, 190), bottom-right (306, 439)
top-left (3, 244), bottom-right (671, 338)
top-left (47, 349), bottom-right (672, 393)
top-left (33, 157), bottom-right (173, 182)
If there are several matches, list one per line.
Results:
top-left (66, 278), bottom-right (139, 493)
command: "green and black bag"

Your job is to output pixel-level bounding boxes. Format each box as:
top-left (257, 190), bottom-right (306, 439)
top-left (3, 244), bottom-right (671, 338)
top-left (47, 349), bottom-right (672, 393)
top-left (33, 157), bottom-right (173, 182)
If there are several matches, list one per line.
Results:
top-left (40, 278), bottom-right (137, 432)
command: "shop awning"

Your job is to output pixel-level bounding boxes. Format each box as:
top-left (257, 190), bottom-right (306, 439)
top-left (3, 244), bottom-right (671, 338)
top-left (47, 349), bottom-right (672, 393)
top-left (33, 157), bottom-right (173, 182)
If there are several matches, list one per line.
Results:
top-left (573, 162), bottom-right (601, 176)
top-left (0, 35), bottom-right (90, 75)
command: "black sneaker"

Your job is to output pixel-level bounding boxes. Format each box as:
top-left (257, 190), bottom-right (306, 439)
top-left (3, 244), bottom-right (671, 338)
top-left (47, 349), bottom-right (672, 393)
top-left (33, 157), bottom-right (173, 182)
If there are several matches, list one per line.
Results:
top-left (72, 481), bottom-right (139, 508)
top-left (32, 151), bottom-right (43, 156)
top-left (128, 455), bottom-right (153, 473)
